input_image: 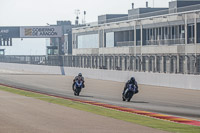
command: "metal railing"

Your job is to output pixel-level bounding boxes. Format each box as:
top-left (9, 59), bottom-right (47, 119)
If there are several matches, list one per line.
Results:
top-left (116, 41), bottom-right (134, 47)
top-left (0, 54), bottom-right (200, 75)
top-left (115, 39), bottom-right (185, 46)
top-left (146, 39), bottom-right (185, 45)
top-left (188, 38), bottom-right (194, 44)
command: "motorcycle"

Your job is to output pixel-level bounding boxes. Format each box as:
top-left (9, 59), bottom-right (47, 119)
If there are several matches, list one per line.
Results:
top-left (73, 79), bottom-right (83, 96)
top-left (122, 84), bottom-right (136, 102)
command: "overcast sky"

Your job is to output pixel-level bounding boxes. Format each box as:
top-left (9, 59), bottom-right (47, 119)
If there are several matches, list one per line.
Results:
top-left (0, 0), bottom-right (170, 55)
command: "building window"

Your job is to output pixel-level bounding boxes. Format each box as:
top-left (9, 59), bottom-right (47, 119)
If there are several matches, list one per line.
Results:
top-left (77, 34), bottom-right (99, 48)
top-left (106, 32), bottom-right (114, 47)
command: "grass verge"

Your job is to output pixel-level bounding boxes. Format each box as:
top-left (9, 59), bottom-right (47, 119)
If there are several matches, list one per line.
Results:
top-left (0, 85), bottom-right (200, 133)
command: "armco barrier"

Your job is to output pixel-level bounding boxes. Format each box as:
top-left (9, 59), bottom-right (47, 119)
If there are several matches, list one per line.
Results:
top-left (0, 62), bottom-right (200, 90)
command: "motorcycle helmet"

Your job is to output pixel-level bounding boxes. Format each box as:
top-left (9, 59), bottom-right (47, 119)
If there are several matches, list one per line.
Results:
top-left (78, 73), bottom-right (82, 77)
top-left (130, 77), bottom-right (135, 82)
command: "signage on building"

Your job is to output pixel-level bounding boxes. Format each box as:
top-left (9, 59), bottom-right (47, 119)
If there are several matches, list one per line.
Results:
top-left (20, 26), bottom-right (62, 38)
top-left (0, 27), bottom-right (20, 38)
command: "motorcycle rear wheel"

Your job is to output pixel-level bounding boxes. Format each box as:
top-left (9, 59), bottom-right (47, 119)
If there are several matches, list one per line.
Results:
top-left (122, 97), bottom-right (126, 101)
top-left (127, 98), bottom-right (131, 102)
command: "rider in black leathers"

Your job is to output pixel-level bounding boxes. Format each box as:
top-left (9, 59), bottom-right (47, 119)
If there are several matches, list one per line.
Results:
top-left (123, 77), bottom-right (139, 95)
top-left (72, 73), bottom-right (85, 90)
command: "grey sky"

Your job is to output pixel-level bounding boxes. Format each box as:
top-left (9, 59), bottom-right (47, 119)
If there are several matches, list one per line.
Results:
top-left (0, 0), bottom-right (170, 55)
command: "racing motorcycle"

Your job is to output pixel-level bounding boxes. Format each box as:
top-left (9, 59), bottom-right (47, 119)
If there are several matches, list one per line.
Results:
top-left (73, 79), bottom-right (83, 96)
top-left (122, 84), bottom-right (136, 102)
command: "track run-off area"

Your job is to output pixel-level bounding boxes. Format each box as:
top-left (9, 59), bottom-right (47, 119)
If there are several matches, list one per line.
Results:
top-left (0, 68), bottom-right (200, 132)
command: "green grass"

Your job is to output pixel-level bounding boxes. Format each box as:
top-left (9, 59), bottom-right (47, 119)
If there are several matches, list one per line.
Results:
top-left (0, 85), bottom-right (200, 133)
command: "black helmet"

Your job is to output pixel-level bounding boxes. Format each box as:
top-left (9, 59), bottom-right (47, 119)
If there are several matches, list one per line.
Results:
top-left (78, 73), bottom-right (82, 77)
top-left (130, 77), bottom-right (135, 82)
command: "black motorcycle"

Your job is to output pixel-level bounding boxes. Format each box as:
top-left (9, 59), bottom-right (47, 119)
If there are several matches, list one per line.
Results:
top-left (122, 84), bottom-right (136, 102)
top-left (73, 79), bottom-right (83, 96)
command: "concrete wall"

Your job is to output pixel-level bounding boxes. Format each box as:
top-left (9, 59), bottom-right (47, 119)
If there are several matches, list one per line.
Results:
top-left (0, 62), bottom-right (200, 90)
top-left (73, 48), bottom-right (99, 55)
top-left (73, 44), bottom-right (200, 55)
top-left (0, 63), bottom-right (61, 75)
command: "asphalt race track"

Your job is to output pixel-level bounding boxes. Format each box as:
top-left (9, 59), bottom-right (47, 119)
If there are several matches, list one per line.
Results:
top-left (0, 69), bottom-right (200, 121)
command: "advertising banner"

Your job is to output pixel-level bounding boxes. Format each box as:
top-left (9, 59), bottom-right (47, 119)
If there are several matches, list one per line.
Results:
top-left (20, 26), bottom-right (63, 38)
top-left (0, 27), bottom-right (20, 38)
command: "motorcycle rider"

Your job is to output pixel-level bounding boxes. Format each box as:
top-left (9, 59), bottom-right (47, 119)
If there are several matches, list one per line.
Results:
top-left (72, 73), bottom-right (85, 90)
top-left (123, 77), bottom-right (138, 95)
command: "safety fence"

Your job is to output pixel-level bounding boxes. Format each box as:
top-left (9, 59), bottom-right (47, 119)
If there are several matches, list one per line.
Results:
top-left (0, 54), bottom-right (200, 75)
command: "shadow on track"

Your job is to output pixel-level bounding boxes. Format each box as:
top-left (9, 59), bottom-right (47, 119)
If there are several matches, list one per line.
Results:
top-left (78, 95), bottom-right (94, 98)
top-left (130, 101), bottom-right (149, 104)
